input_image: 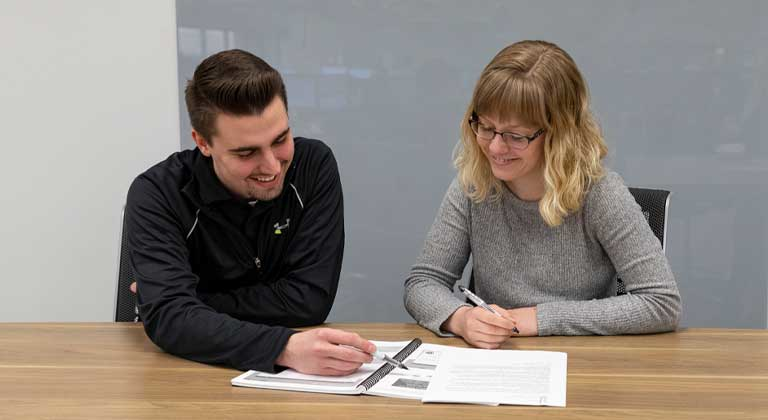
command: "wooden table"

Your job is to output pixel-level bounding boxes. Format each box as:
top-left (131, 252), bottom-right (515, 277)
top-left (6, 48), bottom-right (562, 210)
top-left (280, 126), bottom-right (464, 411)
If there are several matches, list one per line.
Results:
top-left (0, 323), bottom-right (766, 419)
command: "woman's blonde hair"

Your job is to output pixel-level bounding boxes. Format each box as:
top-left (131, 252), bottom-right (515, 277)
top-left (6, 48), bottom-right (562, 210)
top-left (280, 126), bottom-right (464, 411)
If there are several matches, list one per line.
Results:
top-left (455, 40), bottom-right (607, 227)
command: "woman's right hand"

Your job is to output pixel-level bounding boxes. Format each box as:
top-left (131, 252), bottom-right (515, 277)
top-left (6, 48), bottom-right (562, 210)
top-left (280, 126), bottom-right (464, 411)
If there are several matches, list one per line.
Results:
top-left (442, 305), bottom-right (518, 349)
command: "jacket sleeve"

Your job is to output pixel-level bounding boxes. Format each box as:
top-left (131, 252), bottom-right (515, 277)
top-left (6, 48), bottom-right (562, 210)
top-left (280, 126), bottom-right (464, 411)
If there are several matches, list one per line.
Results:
top-left (196, 149), bottom-right (345, 328)
top-left (536, 172), bottom-right (682, 335)
top-left (127, 176), bottom-right (295, 372)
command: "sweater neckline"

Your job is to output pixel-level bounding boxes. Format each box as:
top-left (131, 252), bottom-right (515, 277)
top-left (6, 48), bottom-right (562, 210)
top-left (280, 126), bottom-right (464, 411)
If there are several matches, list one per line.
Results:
top-left (502, 184), bottom-right (541, 212)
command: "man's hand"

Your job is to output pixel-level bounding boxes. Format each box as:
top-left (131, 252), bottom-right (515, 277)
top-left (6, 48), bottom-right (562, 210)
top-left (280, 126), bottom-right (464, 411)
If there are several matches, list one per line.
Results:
top-left (129, 282), bottom-right (137, 294)
top-left (503, 307), bottom-right (538, 336)
top-left (442, 305), bottom-right (518, 349)
top-left (275, 328), bottom-right (376, 376)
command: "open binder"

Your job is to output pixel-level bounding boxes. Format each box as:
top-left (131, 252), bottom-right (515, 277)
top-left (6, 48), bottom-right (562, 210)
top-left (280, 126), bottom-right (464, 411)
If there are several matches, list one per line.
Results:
top-left (232, 339), bottom-right (567, 406)
top-left (232, 339), bottom-right (423, 398)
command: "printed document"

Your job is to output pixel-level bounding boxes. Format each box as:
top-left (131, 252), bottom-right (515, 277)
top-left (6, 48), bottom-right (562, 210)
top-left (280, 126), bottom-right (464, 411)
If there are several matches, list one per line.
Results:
top-left (232, 339), bottom-right (567, 406)
top-left (422, 347), bottom-right (567, 406)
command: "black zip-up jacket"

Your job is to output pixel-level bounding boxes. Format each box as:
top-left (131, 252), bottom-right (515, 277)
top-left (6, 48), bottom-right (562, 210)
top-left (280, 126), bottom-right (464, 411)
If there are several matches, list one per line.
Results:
top-left (125, 138), bottom-right (344, 372)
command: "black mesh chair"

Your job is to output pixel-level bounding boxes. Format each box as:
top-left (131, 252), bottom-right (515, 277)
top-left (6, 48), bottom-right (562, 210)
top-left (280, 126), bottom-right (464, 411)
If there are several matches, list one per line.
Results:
top-left (467, 186), bottom-right (671, 296)
top-left (115, 207), bottom-right (140, 322)
top-left (616, 187), bottom-right (671, 295)
top-left (626, 187), bottom-right (670, 249)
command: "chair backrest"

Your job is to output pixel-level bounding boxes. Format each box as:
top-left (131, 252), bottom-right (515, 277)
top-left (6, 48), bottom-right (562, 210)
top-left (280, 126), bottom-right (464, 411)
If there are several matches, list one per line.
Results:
top-left (617, 187), bottom-right (671, 296)
top-left (467, 186), bottom-right (671, 295)
top-left (114, 207), bottom-right (140, 322)
top-left (627, 187), bottom-right (671, 252)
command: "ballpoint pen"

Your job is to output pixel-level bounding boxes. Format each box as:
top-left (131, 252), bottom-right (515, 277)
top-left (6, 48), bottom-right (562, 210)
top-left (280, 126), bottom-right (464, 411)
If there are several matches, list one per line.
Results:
top-left (458, 285), bottom-right (520, 334)
top-left (373, 352), bottom-right (409, 370)
top-left (340, 345), bottom-right (409, 370)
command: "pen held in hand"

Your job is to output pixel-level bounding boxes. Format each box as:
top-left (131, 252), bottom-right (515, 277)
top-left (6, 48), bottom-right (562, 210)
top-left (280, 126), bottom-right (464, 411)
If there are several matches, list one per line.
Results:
top-left (458, 286), bottom-right (521, 334)
top-left (374, 352), bottom-right (409, 370)
top-left (340, 345), bottom-right (409, 370)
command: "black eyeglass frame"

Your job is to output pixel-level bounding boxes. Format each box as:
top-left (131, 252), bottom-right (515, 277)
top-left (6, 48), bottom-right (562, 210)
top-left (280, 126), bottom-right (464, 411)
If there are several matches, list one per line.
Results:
top-left (468, 111), bottom-right (545, 150)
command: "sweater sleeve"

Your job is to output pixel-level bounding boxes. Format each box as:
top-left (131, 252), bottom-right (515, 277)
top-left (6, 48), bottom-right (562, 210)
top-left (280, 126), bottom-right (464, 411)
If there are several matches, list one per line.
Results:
top-left (536, 172), bottom-right (682, 335)
top-left (404, 178), bottom-right (472, 335)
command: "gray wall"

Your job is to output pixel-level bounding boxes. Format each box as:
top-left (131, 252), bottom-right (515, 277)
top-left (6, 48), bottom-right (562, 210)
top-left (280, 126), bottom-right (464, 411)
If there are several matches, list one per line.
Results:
top-left (177, 0), bottom-right (768, 328)
top-left (0, 0), bottom-right (180, 321)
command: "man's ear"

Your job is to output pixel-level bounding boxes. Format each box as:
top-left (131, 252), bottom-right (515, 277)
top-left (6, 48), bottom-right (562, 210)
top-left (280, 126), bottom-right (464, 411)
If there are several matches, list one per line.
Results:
top-left (191, 129), bottom-right (212, 157)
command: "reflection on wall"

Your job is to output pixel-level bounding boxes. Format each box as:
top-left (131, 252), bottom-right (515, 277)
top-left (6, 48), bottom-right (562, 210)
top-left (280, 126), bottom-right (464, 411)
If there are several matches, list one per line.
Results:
top-left (177, 0), bottom-right (768, 327)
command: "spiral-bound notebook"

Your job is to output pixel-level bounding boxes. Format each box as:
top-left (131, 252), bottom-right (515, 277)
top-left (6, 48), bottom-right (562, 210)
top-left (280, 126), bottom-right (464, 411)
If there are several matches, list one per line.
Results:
top-left (231, 339), bottom-right (424, 398)
top-left (231, 339), bottom-right (567, 406)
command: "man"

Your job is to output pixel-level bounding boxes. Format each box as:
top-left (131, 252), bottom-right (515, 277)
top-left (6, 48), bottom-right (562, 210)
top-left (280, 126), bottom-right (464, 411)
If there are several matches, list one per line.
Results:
top-left (126, 49), bottom-right (374, 375)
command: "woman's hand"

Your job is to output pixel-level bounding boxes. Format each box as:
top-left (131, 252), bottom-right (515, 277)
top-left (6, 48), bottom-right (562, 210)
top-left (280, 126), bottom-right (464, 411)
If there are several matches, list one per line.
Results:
top-left (503, 307), bottom-right (538, 336)
top-left (442, 305), bottom-right (518, 349)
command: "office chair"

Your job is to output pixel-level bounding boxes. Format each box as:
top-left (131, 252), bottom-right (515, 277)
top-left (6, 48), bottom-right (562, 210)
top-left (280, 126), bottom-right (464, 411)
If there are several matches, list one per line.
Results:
top-left (616, 187), bottom-right (671, 295)
top-left (114, 207), bottom-right (140, 322)
top-left (626, 187), bottom-right (670, 249)
top-left (466, 186), bottom-right (671, 296)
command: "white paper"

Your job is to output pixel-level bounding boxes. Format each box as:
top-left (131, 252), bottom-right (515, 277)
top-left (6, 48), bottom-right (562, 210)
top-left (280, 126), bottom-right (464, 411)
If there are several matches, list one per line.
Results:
top-left (231, 340), bottom-right (411, 394)
top-left (364, 367), bottom-right (435, 399)
top-left (365, 343), bottom-right (444, 399)
top-left (422, 348), bottom-right (567, 407)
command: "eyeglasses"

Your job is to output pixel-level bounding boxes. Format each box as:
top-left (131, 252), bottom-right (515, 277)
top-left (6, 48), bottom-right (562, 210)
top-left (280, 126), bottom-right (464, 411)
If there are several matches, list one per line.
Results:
top-left (468, 112), bottom-right (545, 151)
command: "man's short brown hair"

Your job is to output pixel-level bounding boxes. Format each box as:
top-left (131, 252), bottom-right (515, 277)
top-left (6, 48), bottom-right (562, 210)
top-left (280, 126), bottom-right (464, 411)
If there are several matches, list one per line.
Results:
top-left (185, 49), bottom-right (287, 143)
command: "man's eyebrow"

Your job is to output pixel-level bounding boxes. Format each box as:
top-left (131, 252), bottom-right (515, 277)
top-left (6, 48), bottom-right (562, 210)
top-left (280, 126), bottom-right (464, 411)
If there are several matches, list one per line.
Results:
top-left (272, 127), bottom-right (290, 143)
top-left (228, 127), bottom-right (290, 153)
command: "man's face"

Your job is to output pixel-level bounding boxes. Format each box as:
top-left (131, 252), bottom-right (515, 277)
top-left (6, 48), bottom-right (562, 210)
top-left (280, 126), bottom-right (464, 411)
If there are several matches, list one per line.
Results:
top-left (192, 96), bottom-right (294, 201)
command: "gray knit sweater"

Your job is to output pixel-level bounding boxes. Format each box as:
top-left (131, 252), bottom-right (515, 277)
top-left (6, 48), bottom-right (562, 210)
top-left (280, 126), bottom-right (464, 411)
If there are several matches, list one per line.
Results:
top-left (404, 171), bottom-right (681, 336)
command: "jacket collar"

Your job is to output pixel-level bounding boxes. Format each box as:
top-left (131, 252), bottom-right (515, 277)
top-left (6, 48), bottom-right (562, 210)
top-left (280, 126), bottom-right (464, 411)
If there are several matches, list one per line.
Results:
top-left (181, 146), bottom-right (301, 210)
top-left (187, 152), bottom-right (236, 205)
top-left (181, 150), bottom-right (286, 217)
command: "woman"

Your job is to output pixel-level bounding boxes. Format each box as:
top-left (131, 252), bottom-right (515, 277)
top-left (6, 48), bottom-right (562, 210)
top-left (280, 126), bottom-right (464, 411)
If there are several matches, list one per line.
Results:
top-left (404, 40), bottom-right (681, 348)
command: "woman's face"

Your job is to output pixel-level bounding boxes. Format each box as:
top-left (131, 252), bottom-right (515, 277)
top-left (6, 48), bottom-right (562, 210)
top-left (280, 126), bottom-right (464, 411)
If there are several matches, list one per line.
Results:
top-left (475, 112), bottom-right (546, 200)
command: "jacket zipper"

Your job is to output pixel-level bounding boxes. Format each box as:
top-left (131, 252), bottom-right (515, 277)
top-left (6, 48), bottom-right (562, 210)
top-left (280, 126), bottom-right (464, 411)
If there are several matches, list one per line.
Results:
top-left (199, 207), bottom-right (262, 273)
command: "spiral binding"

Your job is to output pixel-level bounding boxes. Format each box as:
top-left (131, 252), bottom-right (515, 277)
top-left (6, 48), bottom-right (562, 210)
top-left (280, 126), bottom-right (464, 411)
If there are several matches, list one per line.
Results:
top-left (358, 338), bottom-right (423, 391)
